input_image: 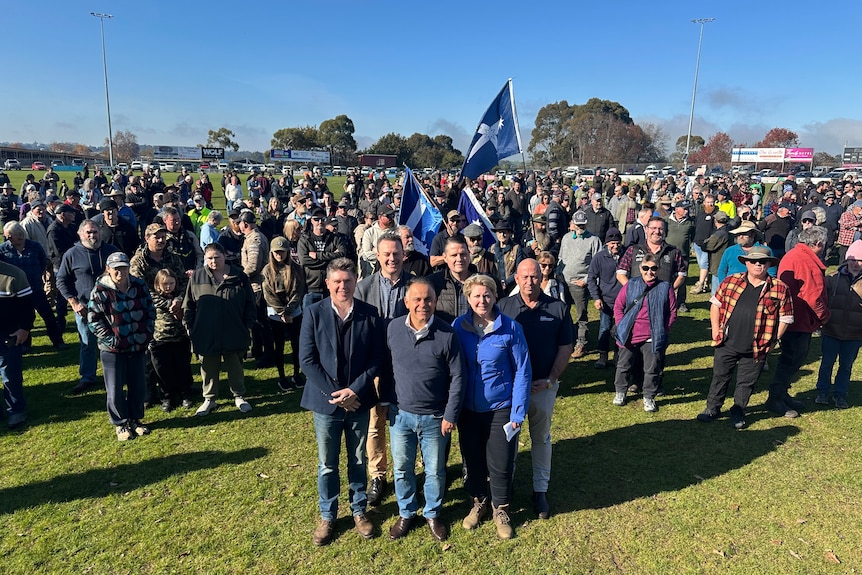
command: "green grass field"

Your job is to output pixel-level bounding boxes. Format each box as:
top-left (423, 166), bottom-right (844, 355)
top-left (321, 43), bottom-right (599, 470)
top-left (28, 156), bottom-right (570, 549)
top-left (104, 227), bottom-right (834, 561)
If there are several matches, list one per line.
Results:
top-left (0, 170), bottom-right (860, 574)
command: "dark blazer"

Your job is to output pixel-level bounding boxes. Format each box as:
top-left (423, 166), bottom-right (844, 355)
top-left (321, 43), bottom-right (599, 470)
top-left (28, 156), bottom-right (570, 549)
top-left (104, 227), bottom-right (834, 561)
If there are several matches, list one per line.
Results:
top-left (354, 269), bottom-right (411, 320)
top-left (299, 297), bottom-right (384, 415)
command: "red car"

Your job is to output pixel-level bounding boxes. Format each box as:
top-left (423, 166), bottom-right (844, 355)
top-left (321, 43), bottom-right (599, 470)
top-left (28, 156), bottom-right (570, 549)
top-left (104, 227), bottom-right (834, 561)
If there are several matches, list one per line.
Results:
top-left (31, 161), bottom-right (46, 171)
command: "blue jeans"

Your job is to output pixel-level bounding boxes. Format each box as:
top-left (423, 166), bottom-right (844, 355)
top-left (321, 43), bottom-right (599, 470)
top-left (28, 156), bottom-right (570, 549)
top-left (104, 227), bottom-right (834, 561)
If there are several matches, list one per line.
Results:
top-left (693, 243), bottom-right (709, 270)
top-left (313, 409), bottom-right (370, 520)
top-left (76, 313), bottom-right (99, 383)
top-left (101, 350), bottom-right (145, 425)
top-left (389, 407), bottom-right (447, 519)
top-left (816, 335), bottom-right (861, 399)
top-left (302, 292), bottom-right (323, 311)
top-left (0, 341), bottom-right (25, 415)
top-left (597, 306), bottom-right (614, 353)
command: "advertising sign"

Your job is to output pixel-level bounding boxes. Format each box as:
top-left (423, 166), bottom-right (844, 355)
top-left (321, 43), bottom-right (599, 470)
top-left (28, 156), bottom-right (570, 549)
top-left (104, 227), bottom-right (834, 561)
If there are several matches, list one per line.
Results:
top-left (785, 148), bottom-right (813, 162)
top-left (152, 145), bottom-right (200, 161)
top-left (730, 148), bottom-right (787, 163)
top-left (200, 147), bottom-right (225, 160)
top-left (731, 148), bottom-right (758, 163)
top-left (270, 149), bottom-right (331, 163)
top-left (843, 146), bottom-right (862, 168)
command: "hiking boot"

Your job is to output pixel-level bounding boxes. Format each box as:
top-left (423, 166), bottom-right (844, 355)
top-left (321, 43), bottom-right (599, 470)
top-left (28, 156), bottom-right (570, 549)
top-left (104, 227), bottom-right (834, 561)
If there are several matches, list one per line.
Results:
top-left (571, 343), bottom-right (585, 359)
top-left (689, 281), bottom-right (704, 294)
top-left (729, 405), bottom-right (746, 430)
top-left (492, 504), bottom-right (513, 540)
top-left (815, 391), bottom-right (830, 405)
top-left (354, 514), bottom-right (374, 540)
top-left (696, 407), bottom-right (720, 422)
top-left (612, 392), bottom-right (626, 406)
top-left (594, 352), bottom-right (608, 369)
top-left (116, 423), bottom-right (135, 441)
top-left (643, 398), bottom-right (658, 412)
top-left (834, 396), bottom-right (849, 409)
top-left (312, 519), bottom-right (334, 546)
top-left (195, 399), bottom-right (217, 416)
top-left (131, 420), bottom-right (150, 436)
top-left (234, 397), bottom-right (252, 413)
top-left (462, 497), bottom-right (489, 530)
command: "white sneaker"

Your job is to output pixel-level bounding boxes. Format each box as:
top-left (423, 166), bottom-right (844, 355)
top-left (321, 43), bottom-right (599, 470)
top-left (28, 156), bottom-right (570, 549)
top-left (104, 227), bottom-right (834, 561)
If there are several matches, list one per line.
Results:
top-left (235, 397), bottom-right (252, 413)
top-left (196, 399), bottom-right (217, 416)
top-left (612, 392), bottom-right (626, 406)
top-left (643, 398), bottom-right (658, 412)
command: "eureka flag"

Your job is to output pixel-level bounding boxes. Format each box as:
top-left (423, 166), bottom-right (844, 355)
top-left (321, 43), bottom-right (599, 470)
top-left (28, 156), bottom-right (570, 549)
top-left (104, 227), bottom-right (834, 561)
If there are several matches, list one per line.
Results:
top-left (398, 166), bottom-right (442, 255)
top-left (460, 79), bottom-right (523, 181)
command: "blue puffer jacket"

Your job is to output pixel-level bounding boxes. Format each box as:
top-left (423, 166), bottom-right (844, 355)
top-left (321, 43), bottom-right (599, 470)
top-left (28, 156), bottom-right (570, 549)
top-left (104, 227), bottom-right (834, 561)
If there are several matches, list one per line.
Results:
top-left (452, 307), bottom-right (532, 423)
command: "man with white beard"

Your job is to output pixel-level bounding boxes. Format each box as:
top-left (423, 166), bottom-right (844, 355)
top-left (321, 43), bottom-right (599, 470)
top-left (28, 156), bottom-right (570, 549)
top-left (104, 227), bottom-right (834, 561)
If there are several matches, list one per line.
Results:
top-left (57, 220), bottom-right (119, 394)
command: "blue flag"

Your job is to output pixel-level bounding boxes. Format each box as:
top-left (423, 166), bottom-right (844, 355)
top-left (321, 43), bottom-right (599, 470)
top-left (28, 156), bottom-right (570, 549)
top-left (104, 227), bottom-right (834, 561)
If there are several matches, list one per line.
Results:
top-left (460, 79), bottom-right (523, 180)
top-left (398, 166), bottom-right (442, 256)
top-left (458, 187), bottom-right (496, 249)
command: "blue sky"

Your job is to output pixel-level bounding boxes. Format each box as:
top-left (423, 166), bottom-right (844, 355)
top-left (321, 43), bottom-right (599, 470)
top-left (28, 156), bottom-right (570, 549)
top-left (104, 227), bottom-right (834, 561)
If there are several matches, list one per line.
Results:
top-left (4, 0), bottom-right (861, 157)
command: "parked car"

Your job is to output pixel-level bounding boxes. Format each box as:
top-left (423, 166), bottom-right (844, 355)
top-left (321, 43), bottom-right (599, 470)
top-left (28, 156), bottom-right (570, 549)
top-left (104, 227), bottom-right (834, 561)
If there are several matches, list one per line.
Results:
top-left (795, 171), bottom-right (815, 179)
top-left (51, 160), bottom-right (64, 168)
top-left (4, 159), bottom-right (21, 170)
top-left (660, 166), bottom-right (675, 175)
top-left (31, 161), bottom-right (46, 171)
top-left (130, 161), bottom-right (143, 171)
top-left (161, 162), bottom-right (177, 172)
top-left (642, 164), bottom-right (660, 177)
top-left (117, 163), bottom-right (129, 171)
top-left (218, 162), bottom-right (229, 171)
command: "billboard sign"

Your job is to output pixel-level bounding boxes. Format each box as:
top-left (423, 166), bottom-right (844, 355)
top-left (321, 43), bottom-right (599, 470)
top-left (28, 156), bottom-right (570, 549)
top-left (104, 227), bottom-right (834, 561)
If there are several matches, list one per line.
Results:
top-left (731, 147), bottom-right (788, 163)
top-left (731, 148), bottom-right (758, 163)
top-left (843, 146), bottom-right (862, 168)
top-left (200, 147), bottom-right (225, 160)
top-left (270, 149), bottom-right (331, 163)
top-left (785, 148), bottom-right (813, 162)
top-left (152, 145), bottom-right (200, 161)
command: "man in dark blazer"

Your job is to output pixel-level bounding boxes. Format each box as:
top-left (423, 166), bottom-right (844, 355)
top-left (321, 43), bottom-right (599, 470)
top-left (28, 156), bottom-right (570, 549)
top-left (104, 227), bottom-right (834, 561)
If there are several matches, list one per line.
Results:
top-left (299, 257), bottom-right (384, 547)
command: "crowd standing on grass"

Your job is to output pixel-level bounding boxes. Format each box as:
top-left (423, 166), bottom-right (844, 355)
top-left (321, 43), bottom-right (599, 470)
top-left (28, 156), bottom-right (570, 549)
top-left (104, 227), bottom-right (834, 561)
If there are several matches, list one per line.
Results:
top-left (3, 162), bottom-right (862, 542)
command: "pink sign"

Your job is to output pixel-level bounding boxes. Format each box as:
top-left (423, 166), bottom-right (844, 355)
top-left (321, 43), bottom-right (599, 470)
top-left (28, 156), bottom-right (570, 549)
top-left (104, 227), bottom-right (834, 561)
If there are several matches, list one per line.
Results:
top-left (785, 148), bottom-right (813, 161)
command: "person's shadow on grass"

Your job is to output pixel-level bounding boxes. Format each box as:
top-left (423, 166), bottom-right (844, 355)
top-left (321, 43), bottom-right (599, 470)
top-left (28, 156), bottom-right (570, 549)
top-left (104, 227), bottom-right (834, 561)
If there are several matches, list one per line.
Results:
top-left (0, 447), bottom-right (267, 515)
top-left (513, 419), bottom-right (800, 515)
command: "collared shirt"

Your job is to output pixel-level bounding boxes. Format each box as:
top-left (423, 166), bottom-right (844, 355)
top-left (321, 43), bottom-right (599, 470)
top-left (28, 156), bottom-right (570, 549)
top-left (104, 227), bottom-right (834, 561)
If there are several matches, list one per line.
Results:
top-left (378, 273), bottom-right (403, 320)
top-left (710, 272), bottom-right (794, 361)
top-left (498, 292), bottom-right (573, 380)
top-left (404, 313), bottom-right (433, 341)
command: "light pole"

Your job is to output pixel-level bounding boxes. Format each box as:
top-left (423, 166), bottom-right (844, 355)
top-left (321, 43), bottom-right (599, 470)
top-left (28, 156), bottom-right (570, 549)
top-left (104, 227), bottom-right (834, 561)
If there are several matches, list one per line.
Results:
top-left (684, 17), bottom-right (714, 171)
top-left (91, 12), bottom-right (114, 168)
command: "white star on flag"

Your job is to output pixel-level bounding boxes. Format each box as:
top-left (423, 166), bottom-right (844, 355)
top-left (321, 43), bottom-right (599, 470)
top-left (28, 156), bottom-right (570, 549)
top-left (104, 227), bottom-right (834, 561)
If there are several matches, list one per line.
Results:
top-left (466, 118), bottom-right (503, 162)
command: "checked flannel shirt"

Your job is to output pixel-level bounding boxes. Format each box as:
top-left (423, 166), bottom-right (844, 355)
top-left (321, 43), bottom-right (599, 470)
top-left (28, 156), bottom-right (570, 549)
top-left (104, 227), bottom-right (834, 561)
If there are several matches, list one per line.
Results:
top-left (837, 210), bottom-right (862, 247)
top-left (710, 272), bottom-right (794, 361)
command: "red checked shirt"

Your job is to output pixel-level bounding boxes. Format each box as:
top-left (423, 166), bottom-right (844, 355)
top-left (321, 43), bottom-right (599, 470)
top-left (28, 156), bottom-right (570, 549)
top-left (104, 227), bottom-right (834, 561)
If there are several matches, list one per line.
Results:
top-left (710, 272), bottom-right (794, 361)
top-left (837, 210), bottom-right (862, 247)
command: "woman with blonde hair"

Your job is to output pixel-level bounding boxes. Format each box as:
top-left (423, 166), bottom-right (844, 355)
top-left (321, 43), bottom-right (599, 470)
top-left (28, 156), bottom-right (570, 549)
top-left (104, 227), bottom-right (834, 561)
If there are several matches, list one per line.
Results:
top-left (263, 234), bottom-right (306, 391)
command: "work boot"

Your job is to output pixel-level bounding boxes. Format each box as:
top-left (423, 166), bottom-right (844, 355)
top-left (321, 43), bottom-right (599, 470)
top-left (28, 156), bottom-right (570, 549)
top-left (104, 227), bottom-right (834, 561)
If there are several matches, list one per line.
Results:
top-left (462, 496), bottom-right (489, 530)
top-left (492, 504), bottom-right (514, 540)
top-left (689, 281), bottom-right (704, 294)
top-left (312, 519), bottom-right (334, 546)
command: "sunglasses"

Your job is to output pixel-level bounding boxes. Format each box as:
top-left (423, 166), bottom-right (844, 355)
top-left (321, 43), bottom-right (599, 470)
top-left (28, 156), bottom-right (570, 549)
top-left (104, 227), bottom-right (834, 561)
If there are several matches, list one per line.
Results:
top-left (745, 260), bottom-right (767, 266)
top-left (641, 266), bottom-right (659, 272)
top-left (311, 217), bottom-right (323, 222)
top-left (802, 219), bottom-right (814, 224)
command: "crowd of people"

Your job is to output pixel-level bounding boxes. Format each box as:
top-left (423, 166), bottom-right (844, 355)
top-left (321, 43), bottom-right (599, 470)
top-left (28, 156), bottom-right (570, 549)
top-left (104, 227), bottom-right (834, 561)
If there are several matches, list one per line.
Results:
top-left (0, 162), bottom-right (860, 544)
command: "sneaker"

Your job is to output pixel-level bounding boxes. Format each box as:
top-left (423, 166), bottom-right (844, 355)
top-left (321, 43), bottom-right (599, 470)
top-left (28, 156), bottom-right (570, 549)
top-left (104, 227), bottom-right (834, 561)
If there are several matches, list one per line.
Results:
top-left (765, 398), bottom-right (799, 419)
top-left (783, 394), bottom-right (805, 412)
top-left (729, 405), bottom-right (746, 430)
top-left (627, 384), bottom-right (641, 394)
top-left (689, 281), bottom-right (704, 294)
top-left (612, 392), bottom-right (626, 406)
top-left (696, 407), bottom-right (720, 422)
top-left (492, 504), bottom-right (513, 540)
top-left (834, 396), bottom-right (849, 409)
top-left (161, 399), bottom-right (173, 412)
top-left (462, 496), bottom-right (489, 530)
top-left (571, 343), bottom-right (585, 359)
top-left (7, 412), bottom-right (27, 430)
top-left (235, 397), bottom-right (252, 413)
top-left (815, 392), bottom-right (830, 405)
top-left (277, 377), bottom-right (292, 392)
top-left (655, 385), bottom-right (666, 397)
top-left (292, 373), bottom-right (306, 389)
top-left (312, 519), bottom-right (334, 546)
top-left (132, 420), bottom-right (150, 436)
top-left (678, 304), bottom-right (689, 313)
top-left (643, 398), bottom-right (658, 412)
top-left (116, 423), bottom-right (135, 441)
top-left (181, 398), bottom-right (194, 409)
top-left (195, 399), bottom-right (217, 416)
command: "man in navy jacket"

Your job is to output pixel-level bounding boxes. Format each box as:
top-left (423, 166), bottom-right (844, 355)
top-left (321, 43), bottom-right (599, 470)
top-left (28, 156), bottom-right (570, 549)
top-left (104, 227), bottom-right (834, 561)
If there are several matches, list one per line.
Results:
top-left (299, 257), bottom-right (384, 546)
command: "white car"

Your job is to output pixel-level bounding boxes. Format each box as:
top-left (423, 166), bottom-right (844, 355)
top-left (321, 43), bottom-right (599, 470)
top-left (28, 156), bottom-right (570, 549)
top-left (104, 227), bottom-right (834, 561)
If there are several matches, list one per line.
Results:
top-left (130, 161), bottom-right (143, 171)
top-left (117, 163), bottom-right (129, 171)
top-left (3, 159), bottom-right (21, 170)
top-left (642, 165), bottom-right (660, 177)
top-left (161, 162), bottom-right (177, 172)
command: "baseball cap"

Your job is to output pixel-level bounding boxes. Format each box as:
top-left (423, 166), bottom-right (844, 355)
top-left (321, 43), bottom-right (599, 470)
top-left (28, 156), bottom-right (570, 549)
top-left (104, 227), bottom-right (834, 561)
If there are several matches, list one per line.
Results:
top-left (591, 192), bottom-right (603, 202)
top-left (270, 236), bottom-right (290, 252)
top-left (145, 223), bottom-right (167, 237)
top-left (106, 252), bottom-right (130, 269)
top-left (572, 211), bottom-right (588, 225)
top-left (446, 210), bottom-right (461, 221)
